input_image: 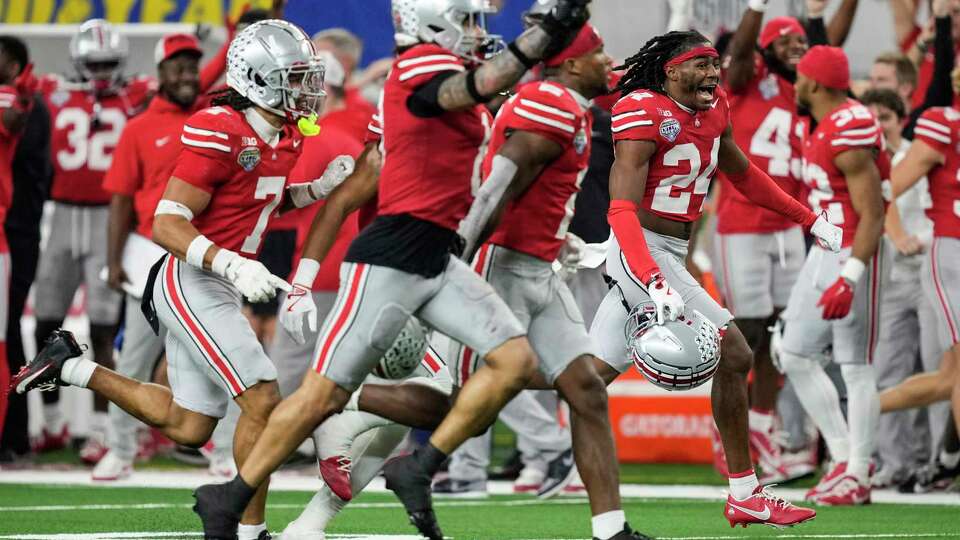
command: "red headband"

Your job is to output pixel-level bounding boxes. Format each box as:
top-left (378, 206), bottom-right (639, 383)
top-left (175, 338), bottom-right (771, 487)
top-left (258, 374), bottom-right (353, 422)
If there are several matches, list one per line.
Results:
top-left (544, 24), bottom-right (604, 67)
top-left (664, 46), bottom-right (719, 69)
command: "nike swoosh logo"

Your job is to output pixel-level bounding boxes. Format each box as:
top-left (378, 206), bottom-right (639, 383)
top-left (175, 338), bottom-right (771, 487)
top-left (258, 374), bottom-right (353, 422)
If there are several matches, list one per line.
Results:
top-left (728, 502), bottom-right (770, 520)
top-left (155, 136), bottom-right (170, 147)
top-left (293, 139), bottom-right (302, 148)
top-left (285, 287), bottom-right (307, 312)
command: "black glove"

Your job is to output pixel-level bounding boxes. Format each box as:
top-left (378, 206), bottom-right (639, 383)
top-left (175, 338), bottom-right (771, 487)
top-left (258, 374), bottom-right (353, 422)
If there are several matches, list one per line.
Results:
top-left (539, 0), bottom-right (591, 58)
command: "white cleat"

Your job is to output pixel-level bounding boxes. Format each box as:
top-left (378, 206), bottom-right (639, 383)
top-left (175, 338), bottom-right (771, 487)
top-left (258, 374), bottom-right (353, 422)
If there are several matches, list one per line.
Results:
top-left (513, 466), bottom-right (545, 494)
top-left (91, 450), bottom-right (133, 481)
top-left (208, 451), bottom-right (237, 478)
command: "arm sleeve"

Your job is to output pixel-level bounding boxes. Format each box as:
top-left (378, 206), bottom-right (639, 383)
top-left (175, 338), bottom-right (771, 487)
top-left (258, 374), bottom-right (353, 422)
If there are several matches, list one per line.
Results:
top-left (913, 107), bottom-right (954, 152)
top-left (904, 16), bottom-right (955, 137)
top-left (726, 161), bottom-right (818, 228)
top-left (804, 17), bottom-right (829, 46)
top-left (102, 125), bottom-right (142, 195)
top-left (607, 199), bottom-right (661, 285)
top-left (610, 93), bottom-right (660, 143)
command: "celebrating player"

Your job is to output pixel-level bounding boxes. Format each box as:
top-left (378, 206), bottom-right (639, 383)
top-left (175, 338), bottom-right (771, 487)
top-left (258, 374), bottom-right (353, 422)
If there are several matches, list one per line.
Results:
top-left (589, 30), bottom-right (838, 527)
top-left (11, 20), bottom-right (344, 540)
top-left (189, 1), bottom-right (593, 538)
top-left (777, 46), bottom-right (889, 506)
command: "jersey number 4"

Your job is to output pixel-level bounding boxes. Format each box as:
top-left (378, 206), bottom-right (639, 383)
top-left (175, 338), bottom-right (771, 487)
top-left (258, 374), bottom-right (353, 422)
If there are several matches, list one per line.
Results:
top-left (652, 137), bottom-right (720, 215)
top-left (749, 107), bottom-right (793, 178)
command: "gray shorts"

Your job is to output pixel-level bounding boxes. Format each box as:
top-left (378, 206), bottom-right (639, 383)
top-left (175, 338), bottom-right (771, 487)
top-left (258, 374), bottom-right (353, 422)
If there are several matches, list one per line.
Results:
top-left (780, 246), bottom-right (885, 365)
top-left (34, 203), bottom-right (121, 324)
top-left (591, 229), bottom-right (733, 373)
top-left (713, 227), bottom-right (805, 319)
top-left (450, 245), bottom-right (599, 386)
top-left (311, 258), bottom-right (525, 391)
top-left (922, 236), bottom-right (960, 349)
top-left (154, 255), bottom-right (277, 418)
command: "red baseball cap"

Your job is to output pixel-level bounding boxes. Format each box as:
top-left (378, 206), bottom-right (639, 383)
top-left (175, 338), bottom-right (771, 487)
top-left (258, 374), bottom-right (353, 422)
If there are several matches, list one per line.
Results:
top-left (544, 24), bottom-right (604, 68)
top-left (797, 45), bottom-right (850, 90)
top-left (759, 17), bottom-right (806, 49)
top-left (154, 33), bottom-right (202, 65)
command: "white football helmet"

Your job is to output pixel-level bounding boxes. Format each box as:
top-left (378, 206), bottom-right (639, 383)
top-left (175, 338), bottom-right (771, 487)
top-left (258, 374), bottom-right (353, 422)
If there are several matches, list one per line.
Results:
top-left (69, 19), bottom-right (128, 91)
top-left (625, 301), bottom-right (722, 391)
top-left (226, 20), bottom-right (326, 121)
top-left (392, 0), bottom-right (504, 61)
top-left (374, 317), bottom-right (429, 380)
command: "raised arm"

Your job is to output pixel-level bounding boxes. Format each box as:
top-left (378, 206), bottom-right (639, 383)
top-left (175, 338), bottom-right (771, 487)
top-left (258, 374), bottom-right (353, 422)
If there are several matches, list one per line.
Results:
top-left (826, 0), bottom-right (860, 46)
top-left (0, 64), bottom-right (36, 136)
top-left (723, 3), bottom-right (765, 93)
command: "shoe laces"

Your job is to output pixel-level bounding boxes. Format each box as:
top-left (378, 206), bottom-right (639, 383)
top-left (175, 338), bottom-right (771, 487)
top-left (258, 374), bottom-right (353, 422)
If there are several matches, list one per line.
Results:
top-left (756, 485), bottom-right (791, 509)
top-left (336, 456), bottom-right (352, 473)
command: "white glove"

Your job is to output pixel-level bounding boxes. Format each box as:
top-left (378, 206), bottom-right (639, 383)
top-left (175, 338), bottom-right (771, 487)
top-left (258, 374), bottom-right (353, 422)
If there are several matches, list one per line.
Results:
top-left (810, 212), bottom-right (843, 252)
top-left (555, 232), bottom-right (586, 281)
top-left (221, 255), bottom-right (291, 303)
top-left (279, 258), bottom-right (321, 344)
top-left (312, 155), bottom-right (355, 199)
top-left (646, 273), bottom-right (685, 325)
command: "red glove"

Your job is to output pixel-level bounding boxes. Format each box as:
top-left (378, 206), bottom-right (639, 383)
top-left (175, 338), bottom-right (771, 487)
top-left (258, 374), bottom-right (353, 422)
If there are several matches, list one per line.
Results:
top-left (13, 63), bottom-right (36, 110)
top-left (226, 4), bottom-right (251, 39)
top-left (817, 277), bottom-right (854, 320)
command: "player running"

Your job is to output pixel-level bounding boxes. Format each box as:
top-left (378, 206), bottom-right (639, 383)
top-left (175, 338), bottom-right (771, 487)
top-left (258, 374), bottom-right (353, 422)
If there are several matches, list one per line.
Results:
top-left (190, 1), bottom-right (594, 539)
top-left (777, 46), bottom-right (889, 506)
top-left (11, 20), bottom-right (343, 540)
top-left (589, 30), bottom-right (837, 527)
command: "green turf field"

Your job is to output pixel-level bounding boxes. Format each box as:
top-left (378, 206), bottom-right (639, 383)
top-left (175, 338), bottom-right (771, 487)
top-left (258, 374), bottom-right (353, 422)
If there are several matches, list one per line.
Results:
top-left (1, 482), bottom-right (959, 539)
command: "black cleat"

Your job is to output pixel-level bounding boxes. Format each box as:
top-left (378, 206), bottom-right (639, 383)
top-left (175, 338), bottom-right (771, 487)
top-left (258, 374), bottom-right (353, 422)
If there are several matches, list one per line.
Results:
top-left (192, 483), bottom-right (242, 540)
top-left (898, 460), bottom-right (960, 494)
top-left (10, 329), bottom-right (83, 394)
top-left (384, 454), bottom-right (444, 540)
top-left (537, 448), bottom-right (577, 499)
top-left (594, 523), bottom-right (656, 540)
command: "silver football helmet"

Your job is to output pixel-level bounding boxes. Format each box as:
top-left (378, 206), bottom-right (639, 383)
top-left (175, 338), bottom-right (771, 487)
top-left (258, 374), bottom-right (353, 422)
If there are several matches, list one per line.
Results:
top-left (374, 317), bottom-right (429, 380)
top-left (392, 0), bottom-right (504, 61)
top-left (625, 301), bottom-right (722, 391)
top-left (69, 19), bottom-right (128, 91)
top-left (226, 20), bottom-right (326, 121)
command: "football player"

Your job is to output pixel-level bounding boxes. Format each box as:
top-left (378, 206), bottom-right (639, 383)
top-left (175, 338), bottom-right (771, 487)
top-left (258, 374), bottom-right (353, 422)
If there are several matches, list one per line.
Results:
top-left (189, 1), bottom-right (594, 539)
top-left (778, 46), bottom-right (889, 506)
top-left (589, 30), bottom-right (838, 526)
top-left (12, 20), bottom-right (346, 540)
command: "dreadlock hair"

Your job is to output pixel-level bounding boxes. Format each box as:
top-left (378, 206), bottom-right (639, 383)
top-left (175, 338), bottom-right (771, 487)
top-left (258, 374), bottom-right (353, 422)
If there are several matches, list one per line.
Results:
top-left (210, 87), bottom-right (256, 111)
top-left (761, 46), bottom-right (797, 84)
top-left (615, 30), bottom-right (711, 97)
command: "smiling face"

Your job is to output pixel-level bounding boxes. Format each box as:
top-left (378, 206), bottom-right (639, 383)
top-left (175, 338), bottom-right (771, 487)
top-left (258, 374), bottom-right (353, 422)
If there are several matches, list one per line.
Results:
top-left (664, 44), bottom-right (721, 111)
top-left (158, 52), bottom-right (200, 108)
top-left (770, 32), bottom-right (807, 70)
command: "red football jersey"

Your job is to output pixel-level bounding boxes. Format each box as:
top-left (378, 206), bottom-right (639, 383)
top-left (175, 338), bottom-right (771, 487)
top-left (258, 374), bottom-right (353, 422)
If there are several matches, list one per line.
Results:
top-left (357, 112), bottom-right (382, 230)
top-left (717, 58), bottom-right (804, 234)
top-left (0, 86), bottom-right (23, 247)
top-left (40, 75), bottom-right (156, 205)
top-left (912, 106), bottom-right (960, 238)
top-left (485, 81), bottom-right (593, 261)
top-left (610, 88), bottom-right (730, 222)
top-left (171, 105), bottom-right (304, 256)
top-left (102, 96), bottom-right (199, 238)
top-left (801, 100), bottom-right (889, 248)
top-left (377, 43), bottom-right (493, 230)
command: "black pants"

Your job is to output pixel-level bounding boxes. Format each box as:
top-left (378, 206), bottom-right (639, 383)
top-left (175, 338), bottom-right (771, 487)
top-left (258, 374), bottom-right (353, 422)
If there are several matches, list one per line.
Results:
top-left (1, 228), bottom-right (40, 455)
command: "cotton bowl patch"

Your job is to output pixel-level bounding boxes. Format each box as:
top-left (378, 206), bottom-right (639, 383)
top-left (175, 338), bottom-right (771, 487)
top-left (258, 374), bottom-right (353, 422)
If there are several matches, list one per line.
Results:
top-left (659, 118), bottom-right (681, 142)
top-left (574, 128), bottom-right (588, 154)
top-left (237, 147), bottom-right (261, 172)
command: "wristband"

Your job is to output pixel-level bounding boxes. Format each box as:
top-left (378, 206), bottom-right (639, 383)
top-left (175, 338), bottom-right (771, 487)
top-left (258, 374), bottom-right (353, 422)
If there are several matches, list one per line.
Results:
top-left (465, 69), bottom-right (490, 103)
top-left (507, 41), bottom-right (537, 69)
top-left (292, 258), bottom-right (321, 287)
top-left (185, 235), bottom-right (214, 269)
top-left (211, 248), bottom-right (239, 277)
top-left (748, 0), bottom-right (769, 12)
top-left (839, 257), bottom-right (866, 284)
top-left (287, 183), bottom-right (317, 208)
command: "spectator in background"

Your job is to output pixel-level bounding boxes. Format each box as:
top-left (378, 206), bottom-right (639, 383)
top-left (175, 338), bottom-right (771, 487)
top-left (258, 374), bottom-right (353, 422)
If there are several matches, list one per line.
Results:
top-left (0, 36), bottom-right (45, 463)
top-left (870, 52), bottom-right (918, 113)
top-left (894, 0), bottom-right (960, 111)
top-left (312, 29), bottom-right (377, 143)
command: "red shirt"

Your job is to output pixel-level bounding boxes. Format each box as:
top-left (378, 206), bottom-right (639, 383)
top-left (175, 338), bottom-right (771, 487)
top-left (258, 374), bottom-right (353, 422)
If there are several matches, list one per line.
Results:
top-left (40, 75), bottom-right (155, 205)
top-left (171, 105), bottom-right (304, 256)
top-left (0, 86), bottom-right (24, 248)
top-left (610, 88), bottom-right (730, 223)
top-left (102, 96), bottom-right (199, 238)
top-left (287, 125), bottom-right (364, 291)
top-left (485, 81), bottom-right (593, 261)
top-left (801, 100), bottom-right (889, 248)
top-left (717, 58), bottom-right (804, 234)
top-left (377, 43), bottom-right (493, 230)
top-left (913, 106), bottom-right (960, 238)
top-left (320, 86), bottom-right (377, 144)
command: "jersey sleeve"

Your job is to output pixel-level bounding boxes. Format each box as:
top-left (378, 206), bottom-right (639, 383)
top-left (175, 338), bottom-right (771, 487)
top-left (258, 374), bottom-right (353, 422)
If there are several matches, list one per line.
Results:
top-left (172, 107), bottom-right (237, 193)
top-left (610, 91), bottom-right (660, 142)
top-left (827, 107), bottom-right (883, 157)
top-left (501, 83), bottom-right (582, 147)
top-left (364, 112), bottom-right (382, 145)
top-left (0, 87), bottom-right (16, 138)
top-left (914, 107), bottom-right (955, 153)
top-left (102, 122), bottom-right (143, 196)
top-left (394, 44), bottom-right (466, 90)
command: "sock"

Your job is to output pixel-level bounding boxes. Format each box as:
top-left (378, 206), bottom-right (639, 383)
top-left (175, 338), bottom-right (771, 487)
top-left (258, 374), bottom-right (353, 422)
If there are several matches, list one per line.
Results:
top-left (43, 403), bottom-right (65, 432)
top-left (286, 487), bottom-right (345, 534)
top-left (237, 522), bottom-right (266, 540)
top-left (591, 509), bottom-right (625, 539)
top-left (749, 408), bottom-right (774, 433)
top-left (60, 357), bottom-right (97, 388)
top-left (224, 475), bottom-right (257, 515)
top-left (940, 449), bottom-right (960, 469)
top-left (781, 353), bottom-right (850, 463)
top-left (728, 469), bottom-right (759, 500)
top-left (841, 364), bottom-right (880, 484)
top-left (415, 442), bottom-right (448, 476)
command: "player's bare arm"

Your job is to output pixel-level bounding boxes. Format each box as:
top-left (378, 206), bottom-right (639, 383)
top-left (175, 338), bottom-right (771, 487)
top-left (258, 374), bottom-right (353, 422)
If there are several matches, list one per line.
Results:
top-left (106, 194), bottom-right (135, 291)
top-left (609, 140), bottom-right (655, 206)
top-left (723, 5), bottom-right (764, 92)
top-left (152, 177), bottom-right (214, 264)
top-left (891, 138), bottom-right (944, 197)
top-left (459, 130), bottom-right (562, 258)
top-left (838, 148), bottom-right (886, 264)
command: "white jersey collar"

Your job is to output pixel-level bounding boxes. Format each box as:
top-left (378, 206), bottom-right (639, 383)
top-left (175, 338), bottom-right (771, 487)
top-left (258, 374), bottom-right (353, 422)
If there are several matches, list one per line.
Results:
top-left (244, 108), bottom-right (281, 149)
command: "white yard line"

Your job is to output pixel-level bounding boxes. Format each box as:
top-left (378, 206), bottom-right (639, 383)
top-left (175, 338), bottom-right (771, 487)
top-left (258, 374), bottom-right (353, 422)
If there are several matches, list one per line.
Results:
top-left (1, 533), bottom-right (959, 540)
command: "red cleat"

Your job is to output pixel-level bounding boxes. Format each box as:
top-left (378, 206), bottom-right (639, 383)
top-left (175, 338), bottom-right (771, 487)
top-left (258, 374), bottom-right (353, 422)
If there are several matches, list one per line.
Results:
top-left (79, 435), bottom-right (108, 465)
top-left (805, 461), bottom-right (847, 501)
top-left (814, 475), bottom-right (871, 506)
top-left (318, 455), bottom-right (353, 501)
top-left (31, 426), bottom-right (70, 453)
top-left (725, 486), bottom-right (816, 528)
